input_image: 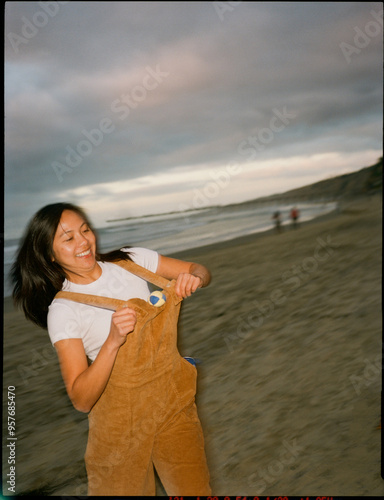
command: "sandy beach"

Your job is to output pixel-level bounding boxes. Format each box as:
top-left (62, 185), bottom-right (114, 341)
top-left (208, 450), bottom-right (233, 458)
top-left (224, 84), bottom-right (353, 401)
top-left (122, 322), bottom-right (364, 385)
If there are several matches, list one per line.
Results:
top-left (2, 193), bottom-right (382, 496)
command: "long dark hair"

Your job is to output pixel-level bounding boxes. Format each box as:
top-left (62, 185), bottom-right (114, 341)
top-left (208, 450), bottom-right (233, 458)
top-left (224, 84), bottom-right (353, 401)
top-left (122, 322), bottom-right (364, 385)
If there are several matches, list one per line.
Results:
top-left (11, 202), bottom-right (132, 329)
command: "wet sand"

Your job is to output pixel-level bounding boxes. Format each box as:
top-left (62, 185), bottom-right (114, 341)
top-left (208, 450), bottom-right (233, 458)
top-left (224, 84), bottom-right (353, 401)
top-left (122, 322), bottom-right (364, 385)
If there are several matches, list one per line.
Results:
top-left (2, 194), bottom-right (382, 496)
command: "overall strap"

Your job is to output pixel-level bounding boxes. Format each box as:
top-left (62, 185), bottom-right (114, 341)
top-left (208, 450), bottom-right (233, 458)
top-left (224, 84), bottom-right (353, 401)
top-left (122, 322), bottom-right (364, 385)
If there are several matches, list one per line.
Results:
top-left (54, 259), bottom-right (172, 311)
top-left (113, 258), bottom-right (171, 289)
top-left (54, 291), bottom-right (127, 311)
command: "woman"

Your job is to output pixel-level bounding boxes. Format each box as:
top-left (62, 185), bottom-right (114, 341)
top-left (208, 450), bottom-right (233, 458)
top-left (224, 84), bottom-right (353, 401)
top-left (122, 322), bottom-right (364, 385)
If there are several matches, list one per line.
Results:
top-left (11, 202), bottom-right (212, 496)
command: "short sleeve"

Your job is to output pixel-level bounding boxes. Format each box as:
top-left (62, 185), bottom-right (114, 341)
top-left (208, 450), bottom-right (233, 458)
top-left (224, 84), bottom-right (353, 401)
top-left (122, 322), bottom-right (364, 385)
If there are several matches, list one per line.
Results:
top-left (47, 301), bottom-right (83, 346)
top-left (121, 247), bottom-right (159, 273)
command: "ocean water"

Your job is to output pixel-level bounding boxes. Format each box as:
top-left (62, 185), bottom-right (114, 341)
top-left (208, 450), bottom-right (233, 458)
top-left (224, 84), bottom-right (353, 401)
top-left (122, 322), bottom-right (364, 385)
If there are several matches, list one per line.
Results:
top-left (3, 201), bottom-right (337, 298)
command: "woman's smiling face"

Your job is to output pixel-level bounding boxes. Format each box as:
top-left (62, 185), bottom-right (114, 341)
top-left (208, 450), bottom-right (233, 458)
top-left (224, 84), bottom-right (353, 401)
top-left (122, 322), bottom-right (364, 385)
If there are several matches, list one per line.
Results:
top-left (52, 209), bottom-right (100, 283)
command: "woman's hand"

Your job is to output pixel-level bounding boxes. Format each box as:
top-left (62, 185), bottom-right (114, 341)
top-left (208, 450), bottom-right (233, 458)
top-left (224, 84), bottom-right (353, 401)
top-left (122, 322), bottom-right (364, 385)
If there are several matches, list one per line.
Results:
top-left (108, 306), bottom-right (137, 347)
top-left (174, 273), bottom-right (202, 298)
top-left (156, 255), bottom-right (211, 299)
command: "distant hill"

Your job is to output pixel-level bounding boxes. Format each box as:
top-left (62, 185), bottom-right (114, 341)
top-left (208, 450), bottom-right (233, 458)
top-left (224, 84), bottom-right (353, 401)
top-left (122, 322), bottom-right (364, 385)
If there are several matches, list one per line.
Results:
top-left (237, 157), bottom-right (382, 206)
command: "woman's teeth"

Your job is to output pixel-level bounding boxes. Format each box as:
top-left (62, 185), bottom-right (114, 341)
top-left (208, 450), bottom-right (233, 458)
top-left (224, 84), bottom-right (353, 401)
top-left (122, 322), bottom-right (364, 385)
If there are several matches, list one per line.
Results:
top-left (76, 249), bottom-right (91, 257)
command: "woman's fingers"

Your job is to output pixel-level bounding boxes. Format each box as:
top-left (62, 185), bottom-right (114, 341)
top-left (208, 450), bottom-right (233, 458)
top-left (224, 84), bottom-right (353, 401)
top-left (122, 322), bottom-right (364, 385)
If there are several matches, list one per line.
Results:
top-left (111, 307), bottom-right (137, 335)
top-left (175, 274), bottom-right (202, 298)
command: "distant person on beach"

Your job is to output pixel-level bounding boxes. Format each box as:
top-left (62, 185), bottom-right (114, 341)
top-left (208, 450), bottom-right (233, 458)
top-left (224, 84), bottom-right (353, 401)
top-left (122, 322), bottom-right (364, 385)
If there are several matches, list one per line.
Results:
top-left (272, 210), bottom-right (283, 233)
top-left (290, 206), bottom-right (300, 228)
top-left (11, 202), bottom-right (212, 496)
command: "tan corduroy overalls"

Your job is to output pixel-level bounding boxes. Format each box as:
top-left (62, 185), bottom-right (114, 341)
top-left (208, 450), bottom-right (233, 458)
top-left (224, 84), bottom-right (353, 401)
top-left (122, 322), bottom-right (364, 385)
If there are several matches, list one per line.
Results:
top-left (55, 259), bottom-right (211, 496)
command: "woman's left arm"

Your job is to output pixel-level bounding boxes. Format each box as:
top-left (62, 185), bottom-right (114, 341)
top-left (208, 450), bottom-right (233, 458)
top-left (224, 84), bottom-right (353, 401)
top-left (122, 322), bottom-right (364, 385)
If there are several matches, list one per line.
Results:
top-left (156, 255), bottom-right (211, 298)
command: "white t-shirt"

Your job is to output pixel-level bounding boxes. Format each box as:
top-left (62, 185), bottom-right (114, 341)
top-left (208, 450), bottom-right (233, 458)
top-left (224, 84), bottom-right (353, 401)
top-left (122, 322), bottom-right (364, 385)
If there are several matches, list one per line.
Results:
top-left (47, 247), bottom-right (159, 362)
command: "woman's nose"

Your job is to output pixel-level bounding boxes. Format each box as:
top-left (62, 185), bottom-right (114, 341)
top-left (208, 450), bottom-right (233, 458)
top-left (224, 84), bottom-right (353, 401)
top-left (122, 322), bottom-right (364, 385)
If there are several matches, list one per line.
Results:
top-left (77, 233), bottom-right (88, 245)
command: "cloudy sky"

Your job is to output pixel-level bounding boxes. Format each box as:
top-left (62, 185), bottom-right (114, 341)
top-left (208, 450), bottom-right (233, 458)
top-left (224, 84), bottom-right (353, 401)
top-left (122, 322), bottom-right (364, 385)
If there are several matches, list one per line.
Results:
top-left (5, 1), bottom-right (383, 238)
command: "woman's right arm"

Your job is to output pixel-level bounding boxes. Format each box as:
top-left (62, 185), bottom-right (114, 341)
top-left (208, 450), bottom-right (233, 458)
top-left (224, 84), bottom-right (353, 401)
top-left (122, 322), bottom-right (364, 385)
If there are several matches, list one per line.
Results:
top-left (54, 306), bottom-right (136, 413)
